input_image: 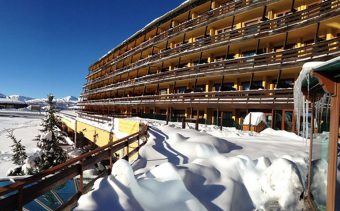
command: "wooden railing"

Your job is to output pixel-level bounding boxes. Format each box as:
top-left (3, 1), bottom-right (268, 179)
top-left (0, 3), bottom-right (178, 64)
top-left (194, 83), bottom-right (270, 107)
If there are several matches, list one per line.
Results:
top-left (82, 36), bottom-right (340, 97)
top-left (85, 0), bottom-right (339, 87)
top-left (79, 89), bottom-right (294, 109)
top-left (88, 0), bottom-right (276, 77)
top-left (0, 125), bottom-right (149, 211)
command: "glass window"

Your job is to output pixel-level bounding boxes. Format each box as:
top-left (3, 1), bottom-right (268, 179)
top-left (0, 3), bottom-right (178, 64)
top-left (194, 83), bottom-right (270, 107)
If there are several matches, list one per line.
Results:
top-left (310, 94), bottom-right (331, 209)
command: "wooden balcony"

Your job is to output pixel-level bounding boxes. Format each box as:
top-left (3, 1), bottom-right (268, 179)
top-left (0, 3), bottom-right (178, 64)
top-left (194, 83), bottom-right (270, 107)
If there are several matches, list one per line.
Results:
top-left (85, 0), bottom-right (339, 88)
top-left (79, 89), bottom-right (294, 110)
top-left (81, 36), bottom-right (340, 97)
top-left (87, 0), bottom-right (279, 78)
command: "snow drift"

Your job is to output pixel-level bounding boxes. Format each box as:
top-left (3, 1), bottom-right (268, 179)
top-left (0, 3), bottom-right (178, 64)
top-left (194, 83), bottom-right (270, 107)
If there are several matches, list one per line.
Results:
top-left (76, 125), bottom-right (306, 210)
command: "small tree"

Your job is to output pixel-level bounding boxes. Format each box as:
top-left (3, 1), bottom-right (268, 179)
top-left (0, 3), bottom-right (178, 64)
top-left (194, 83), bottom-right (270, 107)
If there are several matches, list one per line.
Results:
top-left (36, 95), bottom-right (67, 171)
top-left (7, 130), bottom-right (27, 165)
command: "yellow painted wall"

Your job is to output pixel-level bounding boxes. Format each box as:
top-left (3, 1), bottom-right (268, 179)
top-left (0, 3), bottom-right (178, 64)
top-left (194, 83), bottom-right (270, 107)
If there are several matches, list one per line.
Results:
top-left (118, 119), bottom-right (140, 134)
top-left (76, 121), bottom-right (117, 147)
top-left (61, 117), bottom-right (76, 131)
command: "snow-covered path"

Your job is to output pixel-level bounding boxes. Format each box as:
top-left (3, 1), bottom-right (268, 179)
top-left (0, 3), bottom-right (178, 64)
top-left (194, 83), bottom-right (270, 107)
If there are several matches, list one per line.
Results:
top-left (0, 116), bottom-right (42, 178)
top-left (76, 124), bottom-right (308, 211)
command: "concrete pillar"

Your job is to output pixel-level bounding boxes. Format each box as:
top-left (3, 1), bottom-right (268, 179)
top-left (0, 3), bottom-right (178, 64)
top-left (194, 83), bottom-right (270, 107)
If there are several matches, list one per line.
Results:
top-left (208, 54), bottom-right (215, 63)
top-left (262, 77), bottom-right (267, 89)
top-left (169, 64), bottom-right (174, 71)
top-left (205, 81), bottom-right (213, 92)
top-left (267, 10), bottom-right (273, 20)
top-left (191, 12), bottom-right (197, 19)
top-left (211, 0), bottom-right (217, 9)
top-left (326, 29), bottom-right (335, 40)
top-left (171, 20), bottom-right (178, 28)
top-left (233, 79), bottom-right (239, 90)
top-left (209, 28), bottom-right (216, 37)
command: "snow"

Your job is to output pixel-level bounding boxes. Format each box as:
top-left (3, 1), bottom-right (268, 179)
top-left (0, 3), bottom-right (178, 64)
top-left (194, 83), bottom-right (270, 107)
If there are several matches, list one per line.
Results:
top-left (243, 112), bottom-right (266, 126)
top-left (6, 95), bottom-right (33, 102)
top-left (0, 116), bottom-right (42, 178)
top-left (76, 120), bottom-right (308, 210)
top-left (294, 62), bottom-right (324, 136)
top-left (0, 98), bottom-right (26, 105)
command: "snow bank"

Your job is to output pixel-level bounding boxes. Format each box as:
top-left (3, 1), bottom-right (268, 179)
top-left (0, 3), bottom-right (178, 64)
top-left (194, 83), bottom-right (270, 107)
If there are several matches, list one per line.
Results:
top-left (76, 125), bottom-right (307, 210)
top-left (243, 112), bottom-right (266, 126)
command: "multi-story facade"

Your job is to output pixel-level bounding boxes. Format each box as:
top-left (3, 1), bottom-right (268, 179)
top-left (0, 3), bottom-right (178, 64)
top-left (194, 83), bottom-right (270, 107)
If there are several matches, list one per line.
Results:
top-left (79, 0), bottom-right (340, 132)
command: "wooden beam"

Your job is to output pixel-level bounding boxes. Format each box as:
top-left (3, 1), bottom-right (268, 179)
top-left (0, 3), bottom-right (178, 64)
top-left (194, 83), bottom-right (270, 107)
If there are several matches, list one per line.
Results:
top-left (312, 72), bottom-right (336, 95)
top-left (326, 83), bottom-right (340, 211)
top-left (195, 109), bottom-right (199, 130)
top-left (261, 6), bottom-right (267, 21)
top-left (307, 103), bottom-right (314, 196)
top-left (219, 75), bottom-right (225, 92)
top-left (314, 22), bottom-right (320, 43)
top-left (290, 0), bottom-right (296, 12)
top-left (220, 111), bottom-right (223, 131)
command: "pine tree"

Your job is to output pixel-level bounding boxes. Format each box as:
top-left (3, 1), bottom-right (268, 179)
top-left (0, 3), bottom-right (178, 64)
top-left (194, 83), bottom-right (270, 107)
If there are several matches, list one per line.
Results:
top-left (36, 95), bottom-right (67, 171)
top-left (7, 130), bottom-right (27, 166)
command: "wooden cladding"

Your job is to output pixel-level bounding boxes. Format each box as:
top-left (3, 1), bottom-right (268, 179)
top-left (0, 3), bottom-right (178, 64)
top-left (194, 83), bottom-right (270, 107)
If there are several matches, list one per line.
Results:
top-left (79, 89), bottom-right (294, 109)
top-left (82, 36), bottom-right (340, 97)
top-left (88, 0), bottom-right (273, 74)
top-left (85, 0), bottom-right (339, 87)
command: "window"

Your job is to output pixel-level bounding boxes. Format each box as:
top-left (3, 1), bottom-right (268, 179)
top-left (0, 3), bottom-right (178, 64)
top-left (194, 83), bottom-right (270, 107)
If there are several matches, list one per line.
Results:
top-left (241, 82), bottom-right (251, 90)
top-left (250, 81), bottom-right (264, 90)
top-left (194, 85), bottom-right (205, 92)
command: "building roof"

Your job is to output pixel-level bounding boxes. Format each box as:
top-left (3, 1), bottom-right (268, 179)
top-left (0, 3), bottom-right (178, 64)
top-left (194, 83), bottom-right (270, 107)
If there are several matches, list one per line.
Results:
top-left (301, 56), bottom-right (340, 94)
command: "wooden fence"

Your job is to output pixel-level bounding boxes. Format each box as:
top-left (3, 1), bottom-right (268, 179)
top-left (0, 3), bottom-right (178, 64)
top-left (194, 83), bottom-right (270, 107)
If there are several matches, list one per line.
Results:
top-left (0, 124), bottom-right (148, 211)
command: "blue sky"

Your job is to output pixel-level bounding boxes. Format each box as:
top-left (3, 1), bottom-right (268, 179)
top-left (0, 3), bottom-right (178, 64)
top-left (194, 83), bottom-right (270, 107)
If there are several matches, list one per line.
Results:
top-left (0, 0), bottom-right (184, 99)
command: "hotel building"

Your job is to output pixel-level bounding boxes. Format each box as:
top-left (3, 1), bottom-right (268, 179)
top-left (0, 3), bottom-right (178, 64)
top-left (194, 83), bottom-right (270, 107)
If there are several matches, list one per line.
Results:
top-left (78, 0), bottom-right (340, 132)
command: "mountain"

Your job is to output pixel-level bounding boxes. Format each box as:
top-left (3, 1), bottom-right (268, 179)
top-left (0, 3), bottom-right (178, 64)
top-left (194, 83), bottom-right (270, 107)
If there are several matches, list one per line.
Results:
top-left (7, 95), bottom-right (33, 102)
top-left (60, 96), bottom-right (79, 102)
top-left (0, 94), bottom-right (79, 110)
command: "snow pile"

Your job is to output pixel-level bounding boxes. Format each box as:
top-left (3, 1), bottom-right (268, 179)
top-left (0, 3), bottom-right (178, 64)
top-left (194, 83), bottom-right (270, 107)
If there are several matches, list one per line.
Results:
top-left (260, 128), bottom-right (304, 141)
top-left (310, 159), bottom-right (328, 206)
top-left (243, 112), bottom-right (267, 126)
top-left (76, 125), bottom-right (307, 210)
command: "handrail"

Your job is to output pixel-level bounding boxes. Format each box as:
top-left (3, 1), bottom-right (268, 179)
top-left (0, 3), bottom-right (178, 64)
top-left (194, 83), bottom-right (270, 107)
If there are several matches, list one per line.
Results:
top-left (81, 35), bottom-right (340, 97)
top-left (0, 124), bottom-right (149, 211)
top-left (85, 0), bottom-right (338, 86)
top-left (79, 89), bottom-right (293, 107)
top-left (88, 0), bottom-right (278, 75)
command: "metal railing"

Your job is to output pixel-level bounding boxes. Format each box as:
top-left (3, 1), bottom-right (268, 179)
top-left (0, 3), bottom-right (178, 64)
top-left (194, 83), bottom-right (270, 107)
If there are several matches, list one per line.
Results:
top-left (85, 0), bottom-right (338, 87)
top-left (88, 0), bottom-right (277, 75)
top-left (79, 89), bottom-right (294, 109)
top-left (0, 125), bottom-right (149, 211)
top-left (82, 36), bottom-right (340, 97)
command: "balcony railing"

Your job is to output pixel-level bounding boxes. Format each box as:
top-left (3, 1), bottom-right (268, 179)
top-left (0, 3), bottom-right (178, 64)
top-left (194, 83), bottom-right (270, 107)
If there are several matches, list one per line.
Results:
top-left (88, 0), bottom-right (281, 78)
top-left (85, 0), bottom-right (338, 88)
top-left (0, 125), bottom-right (148, 211)
top-left (81, 36), bottom-right (340, 97)
top-left (79, 89), bottom-right (294, 109)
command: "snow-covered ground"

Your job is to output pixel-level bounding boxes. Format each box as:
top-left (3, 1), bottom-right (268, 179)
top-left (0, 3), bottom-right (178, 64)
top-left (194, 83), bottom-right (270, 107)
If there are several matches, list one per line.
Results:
top-left (0, 116), bottom-right (42, 178)
top-left (76, 119), bottom-right (310, 211)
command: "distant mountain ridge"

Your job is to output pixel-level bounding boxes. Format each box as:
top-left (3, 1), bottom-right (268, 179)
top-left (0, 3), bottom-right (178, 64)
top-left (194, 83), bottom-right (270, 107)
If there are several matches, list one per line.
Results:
top-left (0, 93), bottom-right (79, 109)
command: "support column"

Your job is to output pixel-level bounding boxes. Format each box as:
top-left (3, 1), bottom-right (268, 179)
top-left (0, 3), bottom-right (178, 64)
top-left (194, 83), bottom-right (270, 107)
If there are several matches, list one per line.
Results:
top-left (326, 83), bottom-right (340, 211)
